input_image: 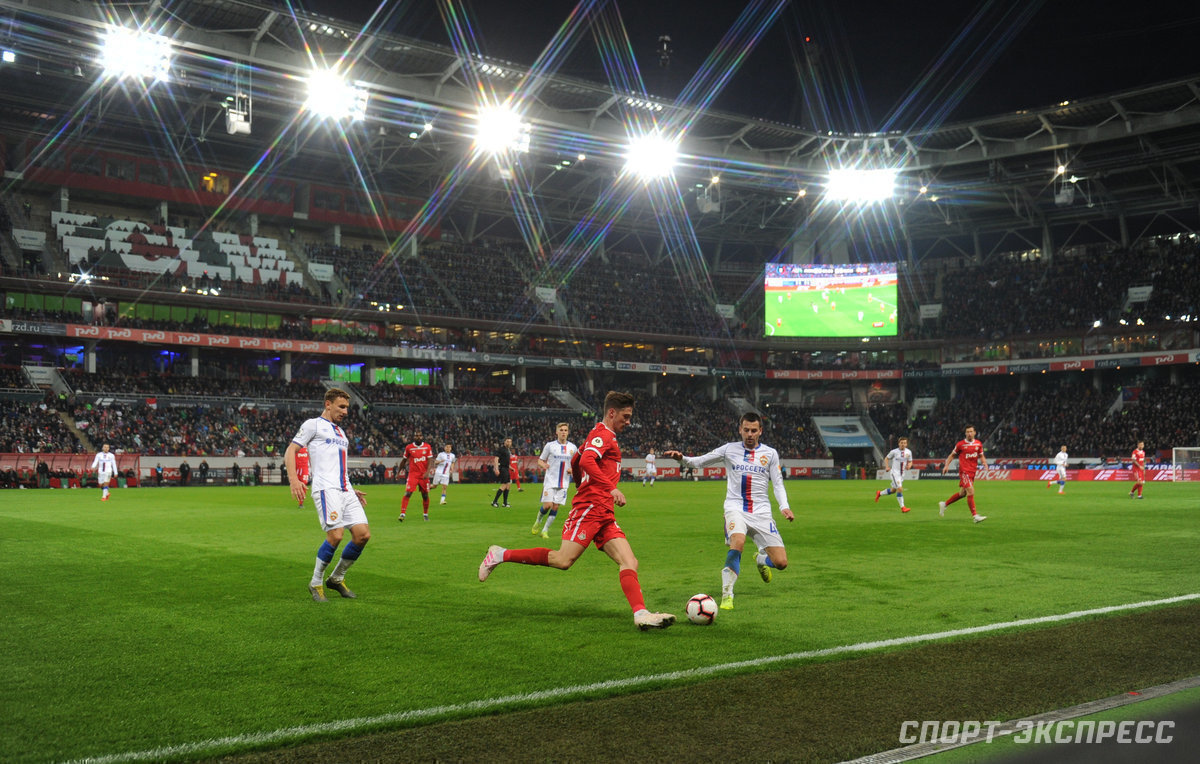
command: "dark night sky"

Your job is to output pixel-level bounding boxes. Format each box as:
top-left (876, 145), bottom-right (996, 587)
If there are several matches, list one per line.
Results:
top-left (302, 1), bottom-right (1200, 131)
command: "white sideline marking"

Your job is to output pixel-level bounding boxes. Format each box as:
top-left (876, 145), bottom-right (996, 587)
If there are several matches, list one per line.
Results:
top-left (73, 593), bottom-right (1200, 763)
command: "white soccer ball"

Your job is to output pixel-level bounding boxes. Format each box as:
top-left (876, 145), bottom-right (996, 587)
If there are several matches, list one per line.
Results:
top-left (685, 593), bottom-right (717, 625)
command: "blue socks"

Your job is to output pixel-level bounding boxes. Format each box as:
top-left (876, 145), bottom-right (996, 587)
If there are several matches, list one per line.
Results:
top-left (317, 540), bottom-right (338, 563)
top-left (724, 549), bottom-right (742, 575)
top-left (341, 541), bottom-right (363, 561)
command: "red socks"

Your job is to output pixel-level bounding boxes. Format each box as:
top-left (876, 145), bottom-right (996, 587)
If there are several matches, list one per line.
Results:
top-left (967, 496), bottom-right (977, 514)
top-left (504, 548), bottom-right (551, 566)
top-left (945, 492), bottom-right (962, 506)
top-left (619, 569), bottom-right (646, 613)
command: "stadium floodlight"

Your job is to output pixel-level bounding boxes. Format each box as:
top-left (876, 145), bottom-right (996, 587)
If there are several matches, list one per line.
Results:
top-left (1, 50), bottom-right (15, 64)
top-left (305, 69), bottom-right (368, 121)
top-left (474, 104), bottom-right (530, 155)
top-left (624, 132), bottom-right (679, 181)
top-left (101, 27), bottom-right (172, 82)
top-left (826, 168), bottom-right (897, 202)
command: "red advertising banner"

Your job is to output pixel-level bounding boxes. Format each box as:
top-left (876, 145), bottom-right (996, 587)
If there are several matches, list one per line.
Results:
top-left (66, 324), bottom-right (358, 355)
top-left (767, 369), bottom-right (902, 380)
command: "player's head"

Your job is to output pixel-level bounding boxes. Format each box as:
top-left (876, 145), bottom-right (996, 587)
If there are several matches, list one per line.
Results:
top-left (964, 425), bottom-right (976, 440)
top-left (101, 443), bottom-right (110, 452)
top-left (739, 412), bottom-right (763, 449)
top-left (504, 437), bottom-right (512, 448)
top-left (444, 443), bottom-right (452, 452)
top-left (898, 437), bottom-right (908, 448)
top-left (413, 429), bottom-right (423, 442)
top-left (323, 388), bottom-right (351, 422)
top-left (603, 390), bottom-right (635, 433)
top-left (556, 422), bottom-right (570, 442)
top-left (1060, 445), bottom-right (1067, 452)
top-left (1137, 440), bottom-right (1144, 449)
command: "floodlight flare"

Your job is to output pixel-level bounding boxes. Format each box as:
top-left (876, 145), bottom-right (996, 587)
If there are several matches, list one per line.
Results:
top-left (474, 105), bottom-right (530, 154)
top-left (625, 133), bottom-right (679, 181)
top-left (101, 28), bottom-right (172, 81)
top-left (826, 169), bottom-right (897, 202)
top-left (305, 69), bottom-right (368, 121)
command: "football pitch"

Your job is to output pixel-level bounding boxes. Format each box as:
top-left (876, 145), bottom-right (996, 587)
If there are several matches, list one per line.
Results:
top-left (3, 480), bottom-right (1198, 762)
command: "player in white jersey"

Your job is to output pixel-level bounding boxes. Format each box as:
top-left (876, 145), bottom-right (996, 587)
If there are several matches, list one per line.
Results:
top-left (432, 443), bottom-right (457, 505)
top-left (285, 388), bottom-right (370, 603)
top-left (642, 450), bottom-right (657, 486)
top-left (90, 443), bottom-right (117, 502)
top-left (875, 437), bottom-right (913, 513)
top-left (532, 422), bottom-right (577, 539)
top-left (1051, 445), bottom-right (1068, 494)
top-left (665, 412), bottom-right (794, 611)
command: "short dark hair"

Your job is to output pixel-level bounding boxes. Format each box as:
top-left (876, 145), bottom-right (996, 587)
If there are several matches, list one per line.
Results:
top-left (739, 411), bottom-right (762, 426)
top-left (604, 391), bottom-right (635, 411)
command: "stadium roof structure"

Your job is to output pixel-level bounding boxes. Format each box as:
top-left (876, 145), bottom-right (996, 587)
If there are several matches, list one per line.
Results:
top-left (3, 0), bottom-right (1200, 266)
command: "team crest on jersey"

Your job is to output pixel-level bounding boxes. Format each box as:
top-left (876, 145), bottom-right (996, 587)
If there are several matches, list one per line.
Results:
top-left (591, 436), bottom-right (604, 447)
top-left (759, 455), bottom-right (769, 466)
top-left (328, 510), bottom-right (339, 522)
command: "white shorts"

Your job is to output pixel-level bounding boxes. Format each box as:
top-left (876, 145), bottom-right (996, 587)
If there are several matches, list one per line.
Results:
top-left (98, 470), bottom-right (114, 486)
top-left (889, 472), bottom-right (904, 490)
top-left (313, 488), bottom-right (368, 532)
top-left (432, 472), bottom-right (451, 486)
top-left (644, 468), bottom-right (657, 477)
top-left (723, 507), bottom-right (785, 550)
top-left (541, 485), bottom-right (568, 506)
top-left (1056, 466), bottom-right (1067, 480)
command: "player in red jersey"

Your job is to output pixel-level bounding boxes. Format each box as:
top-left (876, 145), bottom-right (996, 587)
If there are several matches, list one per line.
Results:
top-left (294, 447), bottom-right (311, 507)
top-left (478, 391), bottom-right (675, 630)
top-left (398, 431), bottom-right (433, 522)
top-left (1129, 440), bottom-right (1146, 499)
top-left (509, 451), bottom-right (523, 491)
top-left (939, 425), bottom-right (987, 523)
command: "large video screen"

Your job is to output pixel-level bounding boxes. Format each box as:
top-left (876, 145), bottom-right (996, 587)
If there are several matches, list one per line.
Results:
top-left (764, 263), bottom-right (898, 338)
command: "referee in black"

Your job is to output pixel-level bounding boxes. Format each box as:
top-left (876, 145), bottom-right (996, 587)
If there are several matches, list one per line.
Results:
top-left (491, 436), bottom-right (512, 507)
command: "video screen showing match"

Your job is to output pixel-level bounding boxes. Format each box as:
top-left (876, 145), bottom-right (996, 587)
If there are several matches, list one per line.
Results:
top-left (764, 262), bottom-right (899, 338)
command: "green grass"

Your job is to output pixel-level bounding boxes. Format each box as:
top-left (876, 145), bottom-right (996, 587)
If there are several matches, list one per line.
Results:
top-left (2, 479), bottom-right (1197, 762)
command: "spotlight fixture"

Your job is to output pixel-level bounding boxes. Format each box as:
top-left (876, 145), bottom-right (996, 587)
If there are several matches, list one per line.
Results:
top-left (101, 27), bottom-right (172, 81)
top-left (826, 168), bottom-right (897, 202)
top-left (474, 104), bottom-right (530, 155)
top-left (305, 69), bottom-right (368, 121)
top-left (2, 50), bottom-right (15, 64)
top-left (624, 132), bottom-right (679, 181)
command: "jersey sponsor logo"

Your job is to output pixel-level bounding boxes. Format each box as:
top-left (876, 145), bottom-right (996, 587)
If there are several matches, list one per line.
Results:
top-left (591, 436), bottom-right (604, 447)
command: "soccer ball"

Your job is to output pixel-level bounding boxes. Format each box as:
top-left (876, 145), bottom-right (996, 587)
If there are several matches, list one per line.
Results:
top-left (685, 593), bottom-right (717, 625)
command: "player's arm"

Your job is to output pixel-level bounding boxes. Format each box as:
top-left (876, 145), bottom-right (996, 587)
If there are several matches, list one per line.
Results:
top-left (884, 455), bottom-right (892, 472)
top-left (769, 459), bottom-right (794, 521)
top-left (665, 447), bottom-right (723, 469)
top-left (284, 441), bottom-right (306, 504)
top-left (978, 449), bottom-right (988, 469)
top-left (942, 446), bottom-right (957, 473)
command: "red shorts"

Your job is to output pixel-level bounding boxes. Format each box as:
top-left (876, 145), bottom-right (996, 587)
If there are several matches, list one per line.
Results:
top-left (959, 473), bottom-right (976, 491)
top-left (1133, 468), bottom-right (1145, 483)
top-left (406, 475), bottom-right (429, 492)
top-left (561, 503), bottom-right (626, 550)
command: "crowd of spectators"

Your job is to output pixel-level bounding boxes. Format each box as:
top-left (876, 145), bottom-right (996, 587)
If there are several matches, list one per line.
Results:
top-left (907, 382), bottom-right (1021, 458)
top-left (0, 366), bottom-right (33, 390)
top-left (0, 397), bottom-right (83, 454)
top-left (363, 384), bottom-right (566, 410)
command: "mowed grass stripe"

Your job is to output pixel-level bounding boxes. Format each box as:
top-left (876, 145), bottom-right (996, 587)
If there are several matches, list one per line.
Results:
top-left (71, 594), bottom-right (1199, 763)
top-left (2, 481), bottom-right (1196, 761)
top-left (210, 602), bottom-right (1200, 763)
